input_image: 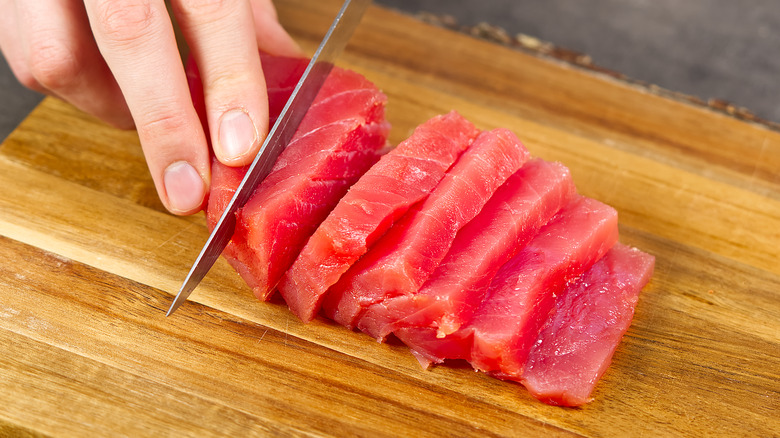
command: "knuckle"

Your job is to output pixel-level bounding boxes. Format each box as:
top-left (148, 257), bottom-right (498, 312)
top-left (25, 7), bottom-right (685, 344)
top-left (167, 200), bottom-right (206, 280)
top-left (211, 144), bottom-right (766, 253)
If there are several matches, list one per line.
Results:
top-left (142, 110), bottom-right (190, 136)
top-left (137, 109), bottom-right (204, 168)
top-left (203, 67), bottom-right (250, 92)
top-left (201, 69), bottom-right (260, 112)
top-left (93, 0), bottom-right (157, 46)
top-left (138, 109), bottom-right (199, 151)
top-left (27, 39), bottom-right (80, 91)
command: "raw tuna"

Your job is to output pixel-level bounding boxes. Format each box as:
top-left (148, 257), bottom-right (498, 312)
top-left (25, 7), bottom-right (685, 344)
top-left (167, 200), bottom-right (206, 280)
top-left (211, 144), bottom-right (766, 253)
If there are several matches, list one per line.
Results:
top-left (395, 196), bottom-right (619, 370)
top-left (206, 159), bottom-right (255, 287)
top-left (279, 111), bottom-right (479, 322)
top-left (204, 55), bottom-right (390, 300)
top-left (201, 55), bottom-right (307, 293)
top-left (469, 196), bottom-right (619, 378)
top-left (365, 159), bottom-right (576, 341)
top-left (194, 55), bottom-right (655, 407)
top-left (522, 243), bottom-right (655, 406)
top-left (322, 128), bottom-right (531, 332)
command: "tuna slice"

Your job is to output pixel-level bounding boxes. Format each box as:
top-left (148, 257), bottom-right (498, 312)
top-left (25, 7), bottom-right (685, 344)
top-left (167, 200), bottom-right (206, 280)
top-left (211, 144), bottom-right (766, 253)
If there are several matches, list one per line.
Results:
top-left (322, 128), bottom-right (531, 332)
top-left (522, 243), bottom-right (655, 406)
top-left (204, 55), bottom-right (390, 300)
top-left (396, 196), bottom-right (619, 370)
top-left (201, 55), bottom-right (306, 292)
top-left (279, 111), bottom-right (479, 322)
top-left (469, 196), bottom-right (619, 378)
top-left (368, 159), bottom-right (577, 342)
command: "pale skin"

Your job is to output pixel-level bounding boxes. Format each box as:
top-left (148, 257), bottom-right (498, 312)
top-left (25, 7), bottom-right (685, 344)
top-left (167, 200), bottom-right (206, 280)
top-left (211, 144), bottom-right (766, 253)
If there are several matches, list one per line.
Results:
top-left (0, 0), bottom-right (303, 215)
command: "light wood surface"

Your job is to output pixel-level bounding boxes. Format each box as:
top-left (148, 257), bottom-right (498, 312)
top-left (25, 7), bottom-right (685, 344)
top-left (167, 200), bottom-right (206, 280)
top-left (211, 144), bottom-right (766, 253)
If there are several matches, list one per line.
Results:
top-left (1, 1), bottom-right (778, 436)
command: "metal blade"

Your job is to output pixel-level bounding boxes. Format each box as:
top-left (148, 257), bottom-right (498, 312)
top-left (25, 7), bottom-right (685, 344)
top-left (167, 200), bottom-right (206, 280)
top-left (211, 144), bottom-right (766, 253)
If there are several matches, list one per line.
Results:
top-left (167, 0), bottom-right (371, 316)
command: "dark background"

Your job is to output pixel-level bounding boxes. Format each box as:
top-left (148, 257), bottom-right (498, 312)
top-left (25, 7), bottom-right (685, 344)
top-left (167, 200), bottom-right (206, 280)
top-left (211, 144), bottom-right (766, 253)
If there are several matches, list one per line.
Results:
top-left (2, 0), bottom-right (778, 140)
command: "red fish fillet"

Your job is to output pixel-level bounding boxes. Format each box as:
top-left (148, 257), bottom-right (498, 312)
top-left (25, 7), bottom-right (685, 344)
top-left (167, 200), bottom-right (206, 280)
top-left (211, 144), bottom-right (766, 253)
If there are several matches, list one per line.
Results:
top-left (469, 196), bottom-right (619, 378)
top-left (279, 111), bottom-right (479, 322)
top-left (203, 55), bottom-right (390, 300)
top-left (521, 243), bottom-right (655, 406)
top-left (194, 54), bottom-right (655, 407)
top-left (200, 55), bottom-right (306, 293)
top-left (322, 128), bottom-right (531, 332)
top-left (366, 159), bottom-right (577, 341)
top-left (396, 196), bottom-right (619, 370)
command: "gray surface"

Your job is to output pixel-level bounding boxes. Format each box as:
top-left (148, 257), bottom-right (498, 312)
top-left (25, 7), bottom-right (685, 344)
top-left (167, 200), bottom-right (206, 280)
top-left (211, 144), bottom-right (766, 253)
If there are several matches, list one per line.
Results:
top-left (376, 0), bottom-right (780, 122)
top-left (0, 57), bottom-right (43, 141)
top-left (2, 1), bottom-right (779, 141)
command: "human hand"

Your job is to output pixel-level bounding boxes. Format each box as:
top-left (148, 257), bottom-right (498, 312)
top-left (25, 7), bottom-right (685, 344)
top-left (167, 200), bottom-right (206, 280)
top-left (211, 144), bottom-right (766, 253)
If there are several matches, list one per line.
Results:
top-left (0, 0), bottom-right (302, 214)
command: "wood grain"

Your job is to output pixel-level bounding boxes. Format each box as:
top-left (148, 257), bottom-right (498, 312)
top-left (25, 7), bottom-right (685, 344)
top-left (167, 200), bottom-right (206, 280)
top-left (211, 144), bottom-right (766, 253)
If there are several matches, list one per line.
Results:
top-left (1, 0), bottom-right (778, 436)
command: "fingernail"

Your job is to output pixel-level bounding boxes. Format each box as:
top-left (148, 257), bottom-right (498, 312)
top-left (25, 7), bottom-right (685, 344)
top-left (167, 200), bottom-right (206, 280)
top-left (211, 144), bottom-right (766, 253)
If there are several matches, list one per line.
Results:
top-left (164, 161), bottom-right (205, 214)
top-left (218, 109), bottom-right (258, 161)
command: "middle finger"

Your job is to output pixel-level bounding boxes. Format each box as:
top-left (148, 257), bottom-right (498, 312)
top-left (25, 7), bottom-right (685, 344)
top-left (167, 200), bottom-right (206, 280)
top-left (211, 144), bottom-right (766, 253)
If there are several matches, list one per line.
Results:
top-left (171, 0), bottom-right (269, 166)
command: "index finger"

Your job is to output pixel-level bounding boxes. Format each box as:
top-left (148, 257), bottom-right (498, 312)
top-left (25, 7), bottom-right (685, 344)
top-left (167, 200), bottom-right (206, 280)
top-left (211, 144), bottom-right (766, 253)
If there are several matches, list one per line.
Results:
top-left (84, 0), bottom-right (209, 215)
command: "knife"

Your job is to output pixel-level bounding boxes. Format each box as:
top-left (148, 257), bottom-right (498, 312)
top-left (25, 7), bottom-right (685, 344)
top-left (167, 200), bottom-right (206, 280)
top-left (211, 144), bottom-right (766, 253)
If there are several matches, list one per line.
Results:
top-left (167, 0), bottom-right (372, 316)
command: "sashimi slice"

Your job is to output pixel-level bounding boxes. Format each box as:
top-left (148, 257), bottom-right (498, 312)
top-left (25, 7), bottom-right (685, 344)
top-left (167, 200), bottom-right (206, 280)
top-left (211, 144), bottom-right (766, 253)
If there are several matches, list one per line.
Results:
top-left (468, 196), bottom-right (619, 378)
top-left (206, 159), bottom-right (256, 288)
top-left (521, 243), bottom-right (655, 406)
top-left (261, 55), bottom-right (310, 123)
top-left (204, 55), bottom-right (390, 300)
top-left (194, 53), bottom-right (656, 407)
top-left (279, 111), bottom-right (479, 322)
top-left (202, 55), bottom-right (307, 293)
top-left (322, 128), bottom-right (531, 333)
top-left (239, 120), bottom-right (388, 301)
top-left (395, 196), bottom-right (619, 370)
top-left (367, 159), bottom-right (576, 341)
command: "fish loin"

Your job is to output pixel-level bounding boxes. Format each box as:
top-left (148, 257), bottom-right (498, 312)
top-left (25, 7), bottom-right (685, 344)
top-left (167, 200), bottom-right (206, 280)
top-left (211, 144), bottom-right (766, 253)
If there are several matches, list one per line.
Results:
top-left (279, 111), bottom-right (479, 322)
top-left (323, 128), bottom-right (531, 333)
top-left (468, 196), bottom-right (619, 378)
top-left (201, 55), bottom-right (307, 293)
top-left (388, 159), bottom-right (576, 359)
top-left (203, 55), bottom-right (390, 300)
top-left (521, 243), bottom-right (655, 406)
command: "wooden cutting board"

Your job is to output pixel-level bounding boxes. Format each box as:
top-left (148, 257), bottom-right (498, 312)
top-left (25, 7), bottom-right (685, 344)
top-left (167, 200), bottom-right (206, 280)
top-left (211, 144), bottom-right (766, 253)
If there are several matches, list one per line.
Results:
top-left (1, 1), bottom-right (778, 436)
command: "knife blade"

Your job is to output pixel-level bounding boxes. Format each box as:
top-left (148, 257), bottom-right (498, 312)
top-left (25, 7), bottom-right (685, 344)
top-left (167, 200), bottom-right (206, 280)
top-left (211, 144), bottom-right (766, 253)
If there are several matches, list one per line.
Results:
top-left (167, 0), bottom-right (372, 316)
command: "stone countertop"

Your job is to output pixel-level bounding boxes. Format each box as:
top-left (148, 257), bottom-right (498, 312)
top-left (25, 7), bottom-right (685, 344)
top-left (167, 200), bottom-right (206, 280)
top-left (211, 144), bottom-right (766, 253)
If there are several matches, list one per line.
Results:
top-left (2, 0), bottom-right (778, 141)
